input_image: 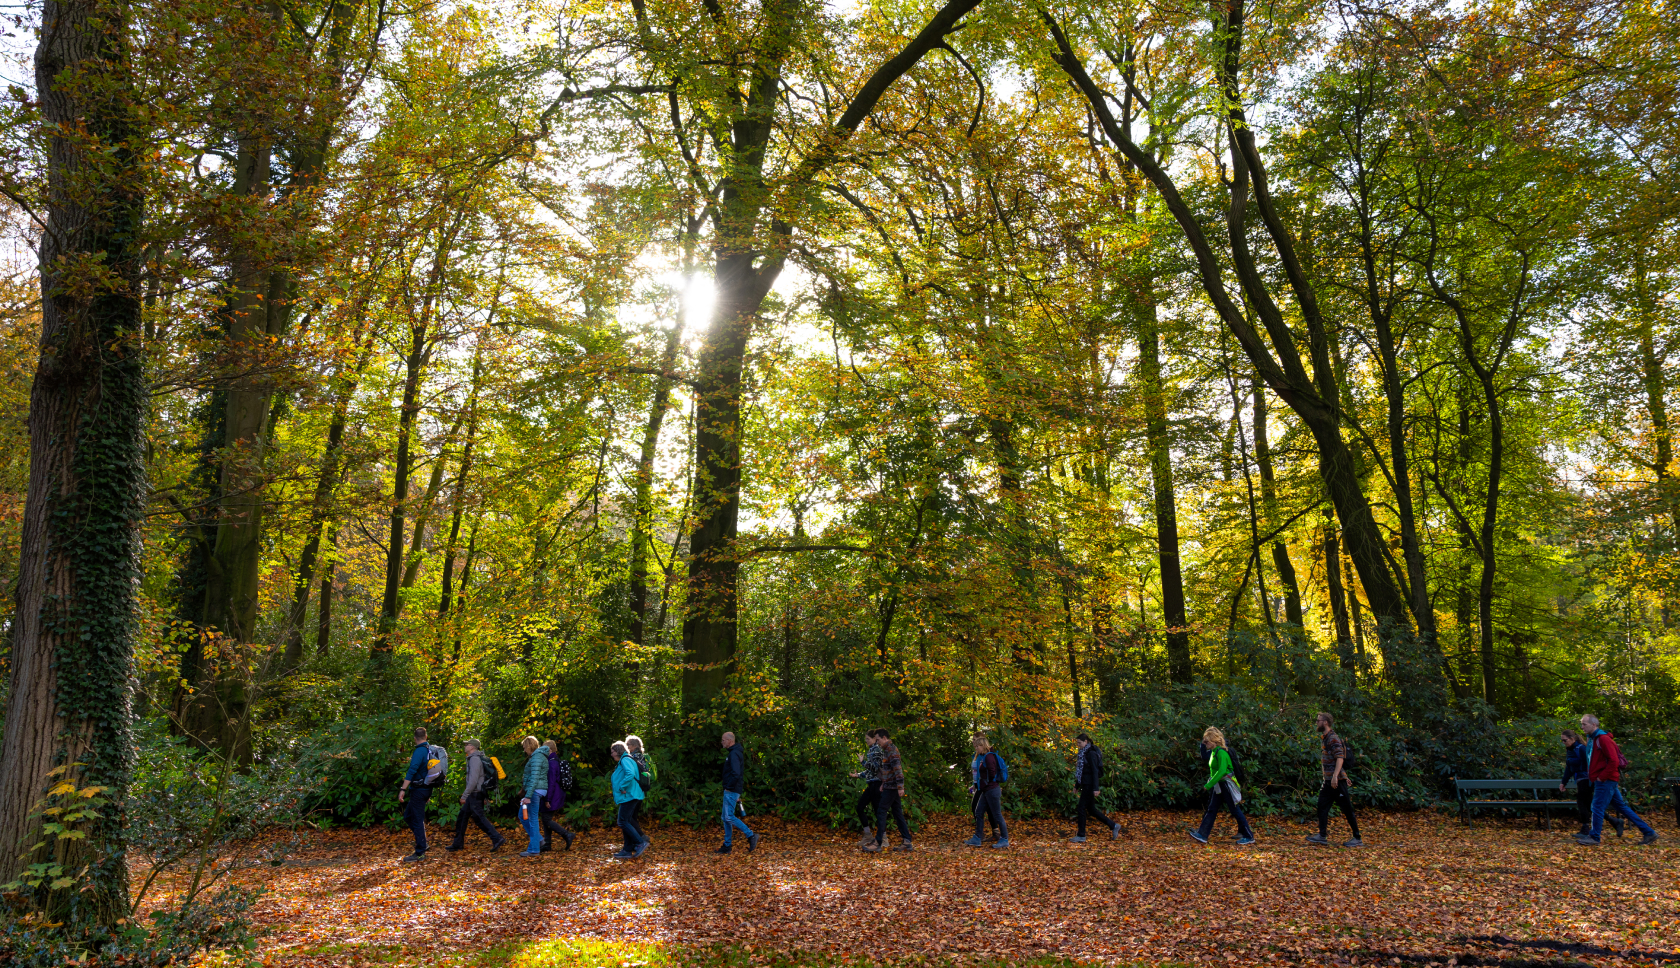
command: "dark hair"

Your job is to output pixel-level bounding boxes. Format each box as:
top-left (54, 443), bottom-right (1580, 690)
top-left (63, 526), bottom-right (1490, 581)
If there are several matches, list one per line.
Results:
top-left (1316, 712), bottom-right (1333, 728)
top-left (1076, 731), bottom-right (1091, 743)
top-left (875, 728), bottom-right (891, 740)
top-left (1561, 728), bottom-right (1582, 744)
top-left (865, 729), bottom-right (879, 738)
top-left (413, 726), bottom-right (428, 740)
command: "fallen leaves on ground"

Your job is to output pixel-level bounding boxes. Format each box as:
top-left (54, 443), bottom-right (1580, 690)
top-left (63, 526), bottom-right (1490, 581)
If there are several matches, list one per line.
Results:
top-left (153, 810), bottom-right (1680, 966)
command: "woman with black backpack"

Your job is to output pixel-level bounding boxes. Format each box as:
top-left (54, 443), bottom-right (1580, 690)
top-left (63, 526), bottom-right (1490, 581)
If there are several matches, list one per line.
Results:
top-left (1189, 727), bottom-right (1255, 845)
top-left (540, 740), bottom-right (576, 851)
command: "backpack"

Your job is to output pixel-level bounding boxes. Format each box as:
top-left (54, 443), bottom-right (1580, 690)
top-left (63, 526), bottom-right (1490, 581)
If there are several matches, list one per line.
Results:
top-left (480, 753), bottom-right (504, 794)
top-left (1228, 746), bottom-right (1248, 785)
top-left (423, 744), bottom-right (449, 786)
top-left (634, 753), bottom-right (656, 792)
top-left (556, 757), bottom-right (575, 793)
top-left (976, 751), bottom-right (1008, 785)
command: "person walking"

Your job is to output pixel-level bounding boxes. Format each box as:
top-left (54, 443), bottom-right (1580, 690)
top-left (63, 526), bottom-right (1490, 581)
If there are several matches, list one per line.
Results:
top-left (965, 733), bottom-right (1009, 849)
top-left (1575, 714), bottom-right (1659, 846)
top-left (865, 728), bottom-right (912, 852)
top-left (445, 739), bottom-right (505, 853)
top-left (1071, 732), bottom-right (1120, 843)
top-left (517, 735), bottom-right (547, 858)
top-left (1307, 713), bottom-right (1362, 848)
top-left (1188, 727), bottom-right (1255, 845)
top-left (398, 726), bottom-right (436, 862)
top-left (1560, 728), bottom-right (1623, 838)
top-left (610, 740), bottom-right (648, 859)
top-left (540, 739), bottom-right (576, 851)
top-left (625, 735), bottom-right (653, 848)
top-left (716, 731), bottom-right (758, 854)
top-left (849, 729), bottom-right (883, 848)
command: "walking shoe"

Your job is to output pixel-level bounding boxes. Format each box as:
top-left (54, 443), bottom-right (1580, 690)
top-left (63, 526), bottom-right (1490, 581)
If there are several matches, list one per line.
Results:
top-left (714, 844), bottom-right (732, 854)
top-left (1639, 831), bottom-right (1660, 845)
top-left (1188, 830), bottom-right (1209, 844)
top-left (1573, 835), bottom-right (1601, 846)
top-left (612, 850), bottom-right (633, 860)
top-left (561, 830), bottom-right (574, 850)
top-left (1236, 836), bottom-right (1256, 846)
top-left (540, 840), bottom-right (552, 853)
top-left (858, 826), bottom-right (874, 847)
top-left (444, 845), bottom-right (463, 853)
top-left (517, 850), bottom-right (538, 858)
top-left (1110, 822), bottom-right (1122, 840)
top-left (892, 839), bottom-right (913, 851)
top-left (1068, 836), bottom-right (1088, 843)
top-left (861, 842), bottom-right (881, 852)
top-left (964, 836), bottom-right (984, 847)
top-left (1612, 816), bottom-right (1626, 838)
top-left (400, 851), bottom-right (427, 863)
top-left (490, 839), bottom-right (505, 852)
top-left (1305, 833), bottom-right (1330, 846)
top-left (632, 841), bottom-right (648, 859)
top-left (1343, 838), bottom-right (1364, 848)
top-left (1575, 825), bottom-right (1591, 838)
top-left (992, 838), bottom-right (1010, 849)
top-left (747, 832), bottom-right (759, 853)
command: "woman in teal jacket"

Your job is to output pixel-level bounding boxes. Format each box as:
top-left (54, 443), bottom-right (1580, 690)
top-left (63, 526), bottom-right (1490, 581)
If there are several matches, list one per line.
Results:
top-left (610, 741), bottom-right (647, 860)
top-left (518, 735), bottom-right (548, 857)
top-left (1189, 727), bottom-right (1255, 845)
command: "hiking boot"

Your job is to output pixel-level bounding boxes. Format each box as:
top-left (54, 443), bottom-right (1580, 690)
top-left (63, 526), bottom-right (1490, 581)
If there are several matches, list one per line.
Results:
top-left (1068, 836), bottom-right (1088, 843)
top-left (561, 830), bottom-right (575, 850)
top-left (540, 840), bottom-right (553, 853)
top-left (1612, 816), bottom-right (1626, 838)
top-left (1639, 831), bottom-right (1660, 846)
top-left (1236, 836), bottom-right (1256, 846)
top-left (964, 836), bottom-right (984, 847)
top-left (992, 838), bottom-right (1010, 849)
top-left (1573, 835), bottom-right (1602, 846)
top-left (444, 844), bottom-right (463, 853)
top-left (1576, 825), bottom-right (1591, 838)
top-left (1305, 834), bottom-right (1330, 846)
top-left (858, 826), bottom-right (874, 847)
top-left (747, 833), bottom-right (759, 852)
top-left (612, 850), bottom-right (633, 860)
top-left (892, 839), bottom-right (913, 851)
top-left (632, 841), bottom-right (648, 859)
top-left (401, 851), bottom-right (427, 863)
top-left (1188, 830), bottom-right (1209, 844)
top-left (714, 844), bottom-right (732, 854)
top-left (1110, 822), bottom-right (1122, 840)
top-left (1343, 838), bottom-right (1364, 848)
top-left (490, 839), bottom-right (505, 853)
top-left (861, 842), bottom-right (881, 853)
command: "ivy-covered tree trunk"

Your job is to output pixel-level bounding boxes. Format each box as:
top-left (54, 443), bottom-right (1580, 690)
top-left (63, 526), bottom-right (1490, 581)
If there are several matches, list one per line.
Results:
top-left (0, 0), bottom-right (145, 923)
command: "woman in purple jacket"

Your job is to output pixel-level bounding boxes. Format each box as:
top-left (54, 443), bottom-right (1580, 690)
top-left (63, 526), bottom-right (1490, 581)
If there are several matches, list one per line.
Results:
top-left (540, 739), bottom-right (576, 851)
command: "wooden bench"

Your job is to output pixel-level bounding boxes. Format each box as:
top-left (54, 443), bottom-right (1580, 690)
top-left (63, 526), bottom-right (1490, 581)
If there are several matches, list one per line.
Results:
top-left (1455, 778), bottom-right (1575, 829)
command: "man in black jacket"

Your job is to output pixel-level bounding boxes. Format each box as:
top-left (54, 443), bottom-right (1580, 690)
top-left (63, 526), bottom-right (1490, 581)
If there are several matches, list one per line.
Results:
top-left (716, 731), bottom-right (758, 854)
top-left (446, 740), bottom-right (505, 853)
top-left (1071, 732), bottom-right (1120, 843)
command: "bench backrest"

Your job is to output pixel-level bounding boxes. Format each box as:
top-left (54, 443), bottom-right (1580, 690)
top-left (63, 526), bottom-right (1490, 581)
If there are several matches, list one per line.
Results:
top-left (1455, 779), bottom-right (1569, 792)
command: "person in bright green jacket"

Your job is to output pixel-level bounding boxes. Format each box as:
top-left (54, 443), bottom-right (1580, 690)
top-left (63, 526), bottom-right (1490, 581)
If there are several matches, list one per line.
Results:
top-left (610, 741), bottom-right (647, 860)
top-left (1189, 726), bottom-right (1255, 845)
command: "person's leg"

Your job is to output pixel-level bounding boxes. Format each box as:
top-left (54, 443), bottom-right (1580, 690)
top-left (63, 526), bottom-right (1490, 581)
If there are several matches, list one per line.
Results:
top-left (1230, 791), bottom-right (1255, 840)
top-left (889, 789), bottom-right (911, 840)
top-left (972, 789), bottom-right (985, 839)
top-left (1076, 787), bottom-right (1091, 838)
top-left (983, 787), bottom-right (1008, 840)
top-left (467, 794), bottom-right (502, 845)
top-left (1576, 780), bottom-right (1593, 831)
top-left (874, 790), bottom-right (892, 845)
top-left (1195, 788), bottom-right (1222, 839)
top-left (1606, 783), bottom-right (1655, 837)
top-left (1315, 781), bottom-right (1335, 837)
top-left (524, 804), bottom-right (543, 854)
top-left (406, 788), bottom-right (430, 854)
top-left (1336, 781), bottom-right (1361, 838)
top-left (1589, 778), bottom-right (1613, 840)
top-left (449, 797), bottom-right (471, 849)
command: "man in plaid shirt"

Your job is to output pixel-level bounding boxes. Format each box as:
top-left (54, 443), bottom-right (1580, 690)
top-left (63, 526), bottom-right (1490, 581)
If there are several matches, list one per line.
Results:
top-left (864, 728), bottom-right (912, 851)
top-left (1306, 712), bottom-right (1363, 848)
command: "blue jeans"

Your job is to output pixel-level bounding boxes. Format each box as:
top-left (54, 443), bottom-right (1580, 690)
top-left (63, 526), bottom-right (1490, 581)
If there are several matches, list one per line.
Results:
top-left (1590, 780), bottom-right (1654, 840)
top-left (521, 799), bottom-right (543, 854)
top-left (721, 791), bottom-right (753, 845)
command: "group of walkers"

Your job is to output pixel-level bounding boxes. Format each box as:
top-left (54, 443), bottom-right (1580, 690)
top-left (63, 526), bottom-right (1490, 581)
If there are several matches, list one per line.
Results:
top-left (396, 710), bottom-right (1659, 863)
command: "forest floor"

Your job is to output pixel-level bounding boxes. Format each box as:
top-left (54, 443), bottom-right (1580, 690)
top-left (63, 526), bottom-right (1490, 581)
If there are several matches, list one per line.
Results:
top-left (170, 809), bottom-right (1679, 968)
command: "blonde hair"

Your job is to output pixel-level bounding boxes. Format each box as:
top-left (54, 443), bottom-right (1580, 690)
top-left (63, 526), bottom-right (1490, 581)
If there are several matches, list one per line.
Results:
top-left (521, 735), bottom-right (539, 752)
top-left (545, 739), bottom-right (559, 755)
top-left (971, 733), bottom-right (991, 751)
top-left (1202, 726), bottom-right (1226, 748)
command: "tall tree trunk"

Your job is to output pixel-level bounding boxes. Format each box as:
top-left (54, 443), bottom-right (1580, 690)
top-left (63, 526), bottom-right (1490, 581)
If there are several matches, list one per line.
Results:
top-left (316, 524), bottom-right (338, 656)
top-left (1137, 293), bottom-right (1191, 681)
top-left (1252, 380), bottom-right (1303, 626)
top-left (1323, 515), bottom-right (1354, 669)
top-left (1633, 252), bottom-right (1677, 542)
top-left (629, 311), bottom-right (684, 646)
top-left (0, 0), bottom-right (144, 920)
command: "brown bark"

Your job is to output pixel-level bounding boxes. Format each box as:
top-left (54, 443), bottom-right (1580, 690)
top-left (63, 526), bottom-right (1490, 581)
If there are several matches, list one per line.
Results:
top-left (1138, 292), bottom-right (1191, 681)
top-left (1252, 381), bottom-right (1303, 626)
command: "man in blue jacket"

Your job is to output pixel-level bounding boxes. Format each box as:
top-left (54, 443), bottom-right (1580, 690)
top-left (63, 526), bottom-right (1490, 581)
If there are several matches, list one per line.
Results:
top-left (716, 731), bottom-right (758, 854)
top-left (398, 726), bottom-right (433, 862)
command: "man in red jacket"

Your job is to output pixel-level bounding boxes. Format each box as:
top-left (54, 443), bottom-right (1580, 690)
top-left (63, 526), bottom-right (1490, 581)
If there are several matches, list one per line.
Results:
top-left (1575, 714), bottom-right (1659, 846)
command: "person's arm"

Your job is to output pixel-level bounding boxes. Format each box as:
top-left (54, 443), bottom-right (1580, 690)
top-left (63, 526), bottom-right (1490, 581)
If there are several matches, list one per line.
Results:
top-left (1329, 737), bottom-right (1345, 787)
top-left (399, 746), bottom-right (423, 801)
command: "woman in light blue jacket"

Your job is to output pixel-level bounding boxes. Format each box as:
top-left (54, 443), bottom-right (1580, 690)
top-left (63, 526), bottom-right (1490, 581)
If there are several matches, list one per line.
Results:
top-left (610, 741), bottom-right (646, 860)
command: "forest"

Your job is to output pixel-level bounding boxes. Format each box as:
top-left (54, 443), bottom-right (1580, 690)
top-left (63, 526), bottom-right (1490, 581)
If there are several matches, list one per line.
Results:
top-left (0, 0), bottom-right (1677, 961)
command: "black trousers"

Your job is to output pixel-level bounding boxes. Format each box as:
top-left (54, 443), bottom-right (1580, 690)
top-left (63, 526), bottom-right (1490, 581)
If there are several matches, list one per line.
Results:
top-left (540, 797), bottom-right (572, 847)
top-left (1077, 787), bottom-right (1114, 837)
top-left (973, 786), bottom-right (1007, 839)
top-left (403, 784), bottom-right (431, 853)
top-left (858, 781), bottom-right (881, 830)
top-left (875, 788), bottom-right (910, 844)
top-left (1316, 777), bottom-right (1360, 837)
top-left (450, 792), bottom-right (502, 848)
top-left (1195, 782), bottom-right (1254, 840)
